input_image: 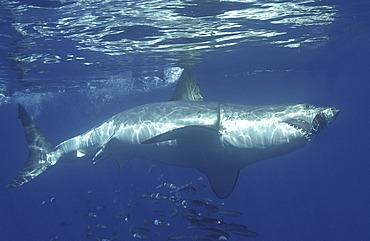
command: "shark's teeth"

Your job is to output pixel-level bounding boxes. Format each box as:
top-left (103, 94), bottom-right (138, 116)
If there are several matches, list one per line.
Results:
top-left (285, 122), bottom-right (312, 141)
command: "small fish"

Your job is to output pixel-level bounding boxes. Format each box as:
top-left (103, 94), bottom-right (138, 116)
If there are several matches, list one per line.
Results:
top-left (205, 204), bottom-right (219, 215)
top-left (150, 219), bottom-right (170, 227)
top-left (170, 182), bottom-right (193, 194)
top-left (39, 201), bottom-right (46, 206)
top-left (189, 217), bottom-right (222, 227)
top-left (168, 195), bottom-right (181, 204)
top-left (143, 192), bottom-right (168, 200)
top-left (204, 198), bottom-right (225, 206)
top-left (217, 210), bottom-right (243, 217)
top-left (117, 212), bottom-right (130, 223)
top-left (231, 229), bottom-right (259, 237)
top-left (225, 223), bottom-right (248, 232)
top-left (200, 218), bottom-right (223, 226)
top-left (50, 197), bottom-right (56, 203)
top-left (201, 227), bottom-right (230, 237)
top-left (163, 182), bottom-right (178, 189)
top-left (179, 199), bottom-right (188, 208)
top-left (133, 226), bottom-right (150, 233)
top-left (94, 223), bottom-right (106, 229)
top-left (185, 209), bottom-right (200, 219)
top-left (178, 185), bottom-right (196, 195)
top-left (130, 231), bottom-right (146, 239)
top-left (86, 211), bottom-right (97, 218)
top-left (188, 199), bottom-right (205, 207)
top-left (123, 214), bottom-right (131, 223)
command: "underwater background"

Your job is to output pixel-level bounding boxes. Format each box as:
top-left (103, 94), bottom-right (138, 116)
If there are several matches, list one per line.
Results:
top-left (0, 0), bottom-right (369, 240)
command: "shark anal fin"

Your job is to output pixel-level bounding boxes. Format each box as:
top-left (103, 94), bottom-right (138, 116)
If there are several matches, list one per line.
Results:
top-left (7, 104), bottom-right (57, 188)
top-left (170, 68), bottom-right (204, 101)
top-left (114, 156), bottom-right (131, 169)
top-left (198, 168), bottom-right (240, 199)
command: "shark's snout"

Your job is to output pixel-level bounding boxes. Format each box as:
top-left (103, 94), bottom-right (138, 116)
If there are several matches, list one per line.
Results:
top-left (310, 107), bottom-right (340, 135)
top-left (323, 107), bottom-right (340, 124)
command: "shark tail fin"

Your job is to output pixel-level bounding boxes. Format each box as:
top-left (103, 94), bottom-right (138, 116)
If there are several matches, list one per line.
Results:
top-left (6, 104), bottom-right (57, 188)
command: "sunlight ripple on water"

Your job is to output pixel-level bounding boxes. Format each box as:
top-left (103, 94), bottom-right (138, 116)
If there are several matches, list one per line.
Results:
top-left (0, 0), bottom-right (338, 104)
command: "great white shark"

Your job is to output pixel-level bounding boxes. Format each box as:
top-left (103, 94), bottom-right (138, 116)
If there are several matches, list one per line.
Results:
top-left (7, 69), bottom-right (340, 198)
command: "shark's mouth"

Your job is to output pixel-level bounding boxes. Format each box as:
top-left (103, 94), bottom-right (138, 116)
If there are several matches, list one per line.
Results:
top-left (283, 119), bottom-right (312, 141)
top-left (311, 112), bottom-right (328, 133)
top-left (283, 112), bottom-right (329, 141)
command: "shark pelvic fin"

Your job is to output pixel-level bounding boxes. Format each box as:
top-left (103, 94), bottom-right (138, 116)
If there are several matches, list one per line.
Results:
top-left (6, 104), bottom-right (57, 188)
top-left (92, 138), bottom-right (132, 168)
top-left (198, 168), bottom-right (240, 199)
top-left (170, 68), bottom-right (204, 101)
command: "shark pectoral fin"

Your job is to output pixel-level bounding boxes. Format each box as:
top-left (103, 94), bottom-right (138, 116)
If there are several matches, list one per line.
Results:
top-left (141, 126), bottom-right (219, 145)
top-left (198, 168), bottom-right (240, 199)
top-left (170, 68), bottom-right (205, 101)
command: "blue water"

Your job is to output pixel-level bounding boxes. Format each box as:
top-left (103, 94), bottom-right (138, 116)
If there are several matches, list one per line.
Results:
top-left (1, 0), bottom-right (369, 240)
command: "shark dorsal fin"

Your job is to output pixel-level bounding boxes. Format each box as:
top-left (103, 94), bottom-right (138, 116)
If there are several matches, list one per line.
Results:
top-left (170, 68), bottom-right (204, 101)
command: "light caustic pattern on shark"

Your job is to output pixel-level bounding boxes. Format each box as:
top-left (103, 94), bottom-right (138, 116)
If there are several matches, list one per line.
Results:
top-left (7, 69), bottom-right (340, 199)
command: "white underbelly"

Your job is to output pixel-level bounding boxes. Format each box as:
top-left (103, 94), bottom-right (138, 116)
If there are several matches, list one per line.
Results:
top-left (117, 136), bottom-right (307, 170)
